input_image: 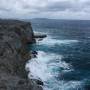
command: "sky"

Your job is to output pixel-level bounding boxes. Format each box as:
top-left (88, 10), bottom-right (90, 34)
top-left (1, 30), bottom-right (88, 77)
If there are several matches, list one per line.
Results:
top-left (0, 0), bottom-right (90, 20)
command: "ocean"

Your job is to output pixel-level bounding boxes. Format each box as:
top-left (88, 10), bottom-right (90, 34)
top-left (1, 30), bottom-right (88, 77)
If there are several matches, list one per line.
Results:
top-left (26, 19), bottom-right (90, 90)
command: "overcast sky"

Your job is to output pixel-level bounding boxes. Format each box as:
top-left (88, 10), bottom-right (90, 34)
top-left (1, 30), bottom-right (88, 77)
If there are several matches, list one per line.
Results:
top-left (0, 0), bottom-right (90, 20)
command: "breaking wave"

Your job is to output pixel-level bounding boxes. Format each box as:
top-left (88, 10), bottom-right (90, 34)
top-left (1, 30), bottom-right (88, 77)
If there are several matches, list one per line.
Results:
top-left (26, 35), bottom-right (83, 90)
top-left (38, 37), bottom-right (79, 46)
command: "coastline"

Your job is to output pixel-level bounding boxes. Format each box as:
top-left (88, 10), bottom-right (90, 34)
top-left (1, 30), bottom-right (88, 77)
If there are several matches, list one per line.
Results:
top-left (0, 19), bottom-right (43, 90)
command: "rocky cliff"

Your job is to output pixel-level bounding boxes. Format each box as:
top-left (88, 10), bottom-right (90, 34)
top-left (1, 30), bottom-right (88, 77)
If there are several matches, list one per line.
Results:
top-left (0, 19), bottom-right (42, 90)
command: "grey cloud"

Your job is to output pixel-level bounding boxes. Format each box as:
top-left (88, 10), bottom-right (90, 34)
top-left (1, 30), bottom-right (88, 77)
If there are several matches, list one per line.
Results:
top-left (43, 1), bottom-right (86, 12)
top-left (47, 1), bottom-right (73, 11)
top-left (0, 0), bottom-right (90, 19)
top-left (0, 7), bottom-right (10, 12)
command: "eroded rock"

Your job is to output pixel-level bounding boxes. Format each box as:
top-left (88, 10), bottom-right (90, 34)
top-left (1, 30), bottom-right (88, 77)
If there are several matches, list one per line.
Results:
top-left (0, 19), bottom-right (42, 90)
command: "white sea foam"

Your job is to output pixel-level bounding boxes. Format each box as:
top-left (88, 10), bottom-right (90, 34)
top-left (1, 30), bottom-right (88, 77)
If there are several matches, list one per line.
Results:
top-left (38, 37), bottom-right (79, 46)
top-left (26, 51), bottom-right (83, 90)
top-left (44, 80), bottom-right (83, 90)
top-left (26, 36), bottom-right (83, 90)
top-left (26, 51), bottom-right (71, 81)
top-left (26, 51), bottom-right (53, 81)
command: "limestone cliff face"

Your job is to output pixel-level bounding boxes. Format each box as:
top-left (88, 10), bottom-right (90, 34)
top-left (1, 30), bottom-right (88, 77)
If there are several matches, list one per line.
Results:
top-left (0, 20), bottom-right (42, 90)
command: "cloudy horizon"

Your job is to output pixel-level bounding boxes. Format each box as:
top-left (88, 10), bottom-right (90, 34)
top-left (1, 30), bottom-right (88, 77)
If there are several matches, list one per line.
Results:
top-left (0, 0), bottom-right (90, 20)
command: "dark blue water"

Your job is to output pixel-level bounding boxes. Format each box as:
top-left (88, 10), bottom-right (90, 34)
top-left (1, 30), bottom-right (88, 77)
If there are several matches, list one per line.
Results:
top-left (26, 19), bottom-right (90, 90)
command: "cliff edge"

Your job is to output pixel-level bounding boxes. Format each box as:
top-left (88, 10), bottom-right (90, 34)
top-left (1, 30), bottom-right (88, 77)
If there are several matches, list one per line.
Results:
top-left (0, 19), bottom-right (42, 90)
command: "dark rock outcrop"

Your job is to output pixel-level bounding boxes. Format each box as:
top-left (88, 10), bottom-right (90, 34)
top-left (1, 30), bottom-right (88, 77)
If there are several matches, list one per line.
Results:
top-left (0, 19), bottom-right (42, 90)
top-left (34, 34), bottom-right (47, 38)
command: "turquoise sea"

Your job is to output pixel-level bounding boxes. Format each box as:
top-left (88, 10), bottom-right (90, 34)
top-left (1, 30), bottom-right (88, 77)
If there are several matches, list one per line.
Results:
top-left (26, 19), bottom-right (90, 90)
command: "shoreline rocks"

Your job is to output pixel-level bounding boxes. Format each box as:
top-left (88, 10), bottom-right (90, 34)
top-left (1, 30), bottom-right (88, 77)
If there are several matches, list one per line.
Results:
top-left (0, 19), bottom-right (43, 90)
